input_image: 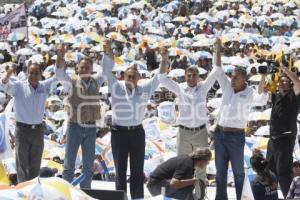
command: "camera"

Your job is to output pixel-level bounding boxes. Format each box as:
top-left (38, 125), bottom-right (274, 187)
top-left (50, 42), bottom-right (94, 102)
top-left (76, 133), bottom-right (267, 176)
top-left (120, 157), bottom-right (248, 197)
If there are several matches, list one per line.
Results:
top-left (257, 59), bottom-right (280, 74)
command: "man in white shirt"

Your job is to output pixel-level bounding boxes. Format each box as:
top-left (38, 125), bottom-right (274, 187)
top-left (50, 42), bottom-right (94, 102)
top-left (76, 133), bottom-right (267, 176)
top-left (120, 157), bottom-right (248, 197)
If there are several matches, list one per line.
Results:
top-left (158, 43), bottom-right (220, 199)
top-left (213, 38), bottom-right (268, 200)
top-left (102, 40), bottom-right (163, 199)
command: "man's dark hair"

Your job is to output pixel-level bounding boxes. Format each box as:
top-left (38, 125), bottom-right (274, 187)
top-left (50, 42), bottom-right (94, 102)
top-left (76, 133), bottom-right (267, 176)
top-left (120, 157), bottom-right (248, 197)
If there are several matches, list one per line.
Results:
top-left (78, 57), bottom-right (93, 68)
top-left (234, 67), bottom-right (247, 79)
top-left (185, 66), bottom-right (199, 75)
top-left (27, 63), bottom-right (42, 74)
top-left (189, 148), bottom-right (212, 161)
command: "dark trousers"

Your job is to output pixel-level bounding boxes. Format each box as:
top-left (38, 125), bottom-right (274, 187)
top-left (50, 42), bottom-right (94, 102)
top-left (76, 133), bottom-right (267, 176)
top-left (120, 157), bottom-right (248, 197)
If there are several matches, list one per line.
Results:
top-left (15, 123), bottom-right (44, 183)
top-left (111, 126), bottom-right (145, 199)
top-left (267, 134), bottom-right (296, 198)
top-left (147, 179), bottom-right (194, 200)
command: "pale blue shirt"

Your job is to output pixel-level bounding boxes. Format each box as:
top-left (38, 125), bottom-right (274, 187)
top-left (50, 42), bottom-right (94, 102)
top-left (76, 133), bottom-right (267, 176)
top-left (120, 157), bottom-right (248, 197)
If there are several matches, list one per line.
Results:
top-left (0, 68), bottom-right (67, 124)
top-left (102, 55), bottom-right (160, 126)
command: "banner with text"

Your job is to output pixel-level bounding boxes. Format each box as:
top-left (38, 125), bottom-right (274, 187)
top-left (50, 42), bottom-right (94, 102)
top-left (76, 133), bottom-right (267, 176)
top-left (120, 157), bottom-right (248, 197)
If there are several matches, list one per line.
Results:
top-left (0, 4), bottom-right (27, 41)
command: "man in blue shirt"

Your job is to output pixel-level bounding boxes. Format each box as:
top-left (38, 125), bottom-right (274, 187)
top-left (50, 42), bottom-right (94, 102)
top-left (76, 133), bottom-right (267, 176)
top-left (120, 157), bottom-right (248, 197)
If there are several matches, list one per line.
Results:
top-left (0, 47), bottom-right (67, 183)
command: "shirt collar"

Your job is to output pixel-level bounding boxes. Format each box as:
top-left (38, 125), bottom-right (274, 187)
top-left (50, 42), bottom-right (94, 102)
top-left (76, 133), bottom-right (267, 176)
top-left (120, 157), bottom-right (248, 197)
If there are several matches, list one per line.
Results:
top-left (26, 80), bottom-right (40, 90)
top-left (80, 77), bottom-right (92, 89)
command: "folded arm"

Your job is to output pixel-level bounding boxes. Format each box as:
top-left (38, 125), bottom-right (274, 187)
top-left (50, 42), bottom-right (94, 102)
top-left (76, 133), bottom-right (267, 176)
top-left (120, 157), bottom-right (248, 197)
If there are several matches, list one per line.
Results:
top-left (169, 178), bottom-right (197, 189)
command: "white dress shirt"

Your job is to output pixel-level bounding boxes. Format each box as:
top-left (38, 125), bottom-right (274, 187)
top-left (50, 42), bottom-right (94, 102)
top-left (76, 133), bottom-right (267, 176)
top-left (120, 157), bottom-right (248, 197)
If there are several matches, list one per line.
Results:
top-left (159, 66), bottom-right (220, 128)
top-left (102, 55), bottom-right (160, 126)
top-left (215, 67), bottom-right (268, 129)
top-left (0, 68), bottom-right (67, 124)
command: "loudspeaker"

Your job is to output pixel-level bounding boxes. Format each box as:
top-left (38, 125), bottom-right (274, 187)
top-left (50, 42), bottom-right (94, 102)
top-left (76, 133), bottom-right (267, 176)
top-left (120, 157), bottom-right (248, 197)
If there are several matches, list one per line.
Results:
top-left (82, 188), bottom-right (125, 200)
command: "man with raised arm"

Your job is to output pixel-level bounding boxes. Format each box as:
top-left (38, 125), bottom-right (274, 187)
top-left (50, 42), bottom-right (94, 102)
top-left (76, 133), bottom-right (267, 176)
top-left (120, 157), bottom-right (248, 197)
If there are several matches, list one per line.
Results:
top-left (265, 67), bottom-right (300, 198)
top-left (59, 49), bottom-right (104, 189)
top-left (102, 40), bottom-right (164, 199)
top-left (0, 45), bottom-right (68, 183)
top-left (158, 42), bottom-right (221, 199)
top-left (213, 38), bottom-right (269, 200)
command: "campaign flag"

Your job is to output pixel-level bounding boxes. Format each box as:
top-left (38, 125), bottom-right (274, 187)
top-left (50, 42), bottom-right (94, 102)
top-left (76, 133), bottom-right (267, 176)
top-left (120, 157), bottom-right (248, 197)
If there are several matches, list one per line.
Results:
top-left (241, 169), bottom-right (255, 200)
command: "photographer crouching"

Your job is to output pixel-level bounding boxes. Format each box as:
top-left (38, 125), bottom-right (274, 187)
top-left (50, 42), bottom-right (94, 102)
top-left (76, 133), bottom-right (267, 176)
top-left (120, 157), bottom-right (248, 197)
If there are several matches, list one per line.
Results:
top-left (259, 64), bottom-right (300, 198)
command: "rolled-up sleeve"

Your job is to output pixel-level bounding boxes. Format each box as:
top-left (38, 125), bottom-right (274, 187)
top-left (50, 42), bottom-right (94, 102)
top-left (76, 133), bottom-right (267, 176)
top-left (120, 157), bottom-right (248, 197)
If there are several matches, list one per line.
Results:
top-left (0, 80), bottom-right (18, 97)
top-left (214, 66), bottom-right (231, 91)
top-left (201, 66), bottom-right (220, 94)
top-left (42, 67), bottom-right (71, 93)
top-left (141, 74), bottom-right (160, 95)
top-left (102, 55), bottom-right (118, 93)
top-left (55, 67), bottom-right (71, 82)
top-left (159, 73), bottom-right (181, 95)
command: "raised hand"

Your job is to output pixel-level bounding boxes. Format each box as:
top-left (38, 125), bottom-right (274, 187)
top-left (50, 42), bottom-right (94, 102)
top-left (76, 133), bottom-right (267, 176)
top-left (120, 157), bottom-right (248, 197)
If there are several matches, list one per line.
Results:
top-left (159, 47), bottom-right (169, 74)
top-left (214, 37), bottom-right (222, 67)
top-left (6, 68), bottom-right (14, 77)
top-left (56, 44), bottom-right (67, 69)
top-left (159, 47), bottom-right (169, 62)
top-left (2, 68), bottom-right (14, 84)
top-left (214, 37), bottom-right (222, 52)
top-left (103, 39), bottom-right (113, 58)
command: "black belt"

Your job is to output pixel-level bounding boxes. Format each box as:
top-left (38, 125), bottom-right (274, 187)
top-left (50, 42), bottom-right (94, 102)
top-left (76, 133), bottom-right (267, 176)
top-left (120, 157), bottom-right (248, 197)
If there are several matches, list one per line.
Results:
top-left (16, 121), bottom-right (43, 129)
top-left (216, 125), bottom-right (244, 133)
top-left (179, 124), bottom-right (206, 131)
top-left (81, 121), bottom-right (95, 125)
top-left (112, 124), bottom-right (143, 131)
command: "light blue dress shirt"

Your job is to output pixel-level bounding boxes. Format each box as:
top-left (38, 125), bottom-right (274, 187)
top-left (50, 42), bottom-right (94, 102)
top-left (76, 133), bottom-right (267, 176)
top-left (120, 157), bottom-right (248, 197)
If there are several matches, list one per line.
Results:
top-left (0, 68), bottom-right (67, 125)
top-left (102, 55), bottom-right (160, 126)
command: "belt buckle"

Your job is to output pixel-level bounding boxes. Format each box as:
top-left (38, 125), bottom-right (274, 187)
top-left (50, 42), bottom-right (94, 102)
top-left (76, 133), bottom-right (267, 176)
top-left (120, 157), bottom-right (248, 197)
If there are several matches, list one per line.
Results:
top-left (31, 125), bottom-right (36, 129)
top-left (128, 126), bottom-right (133, 130)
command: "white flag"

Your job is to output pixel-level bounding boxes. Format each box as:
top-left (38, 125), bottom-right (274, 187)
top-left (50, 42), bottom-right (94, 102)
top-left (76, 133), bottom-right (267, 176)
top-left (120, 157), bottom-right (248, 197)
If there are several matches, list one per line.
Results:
top-left (241, 169), bottom-right (255, 200)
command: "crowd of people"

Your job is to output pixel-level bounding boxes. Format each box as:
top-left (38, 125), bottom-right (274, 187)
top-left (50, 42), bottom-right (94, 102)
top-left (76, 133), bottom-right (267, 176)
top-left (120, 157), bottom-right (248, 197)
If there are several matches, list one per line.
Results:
top-left (0, 0), bottom-right (300, 199)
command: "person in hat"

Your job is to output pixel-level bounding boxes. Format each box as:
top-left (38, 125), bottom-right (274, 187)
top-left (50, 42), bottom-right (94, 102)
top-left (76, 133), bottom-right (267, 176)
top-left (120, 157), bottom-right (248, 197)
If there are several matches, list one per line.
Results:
top-left (147, 148), bottom-right (212, 200)
top-left (265, 67), bottom-right (300, 198)
top-left (0, 45), bottom-right (68, 183)
top-left (213, 38), bottom-right (268, 200)
top-left (102, 40), bottom-right (163, 199)
top-left (287, 161), bottom-right (300, 199)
